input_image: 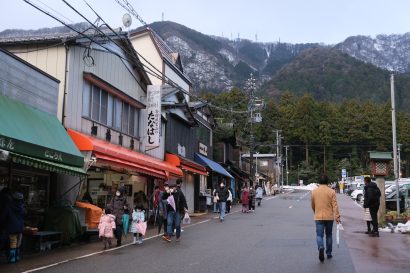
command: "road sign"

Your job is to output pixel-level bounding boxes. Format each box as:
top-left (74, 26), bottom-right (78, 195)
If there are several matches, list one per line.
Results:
top-left (342, 169), bottom-right (347, 178)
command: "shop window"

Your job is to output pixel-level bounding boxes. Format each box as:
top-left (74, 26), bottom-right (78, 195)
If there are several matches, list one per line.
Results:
top-left (82, 81), bottom-right (91, 117)
top-left (11, 173), bottom-right (49, 228)
top-left (91, 85), bottom-right (100, 121)
top-left (83, 83), bottom-right (140, 138)
top-left (196, 124), bottom-right (210, 145)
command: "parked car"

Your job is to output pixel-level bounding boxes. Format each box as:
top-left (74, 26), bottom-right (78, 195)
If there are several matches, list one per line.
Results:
top-left (385, 183), bottom-right (410, 211)
top-left (350, 184), bottom-right (364, 202)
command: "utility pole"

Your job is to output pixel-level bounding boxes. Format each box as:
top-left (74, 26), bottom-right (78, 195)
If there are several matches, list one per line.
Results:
top-left (398, 143), bottom-right (402, 179)
top-left (273, 129), bottom-right (282, 191)
top-left (391, 74), bottom-right (400, 216)
top-left (285, 145), bottom-right (289, 186)
top-left (246, 74), bottom-right (256, 186)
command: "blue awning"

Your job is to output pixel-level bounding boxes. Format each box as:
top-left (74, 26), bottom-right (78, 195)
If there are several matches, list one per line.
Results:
top-left (194, 153), bottom-right (233, 178)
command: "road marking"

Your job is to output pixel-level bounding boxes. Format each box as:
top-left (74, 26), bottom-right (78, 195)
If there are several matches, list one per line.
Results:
top-left (23, 198), bottom-right (277, 273)
top-left (289, 205), bottom-right (293, 209)
top-left (22, 232), bottom-right (163, 273)
top-left (23, 209), bottom-right (245, 273)
top-left (265, 195), bottom-right (278, 200)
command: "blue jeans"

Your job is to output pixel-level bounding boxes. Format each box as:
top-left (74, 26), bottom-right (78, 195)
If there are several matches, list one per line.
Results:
top-left (167, 211), bottom-right (181, 238)
top-left (219, 202), bottom-right (226, 220)
top-left (315, 220), bottom-right (333, 256)
top-left (213, 202), bottom-right (220, 213)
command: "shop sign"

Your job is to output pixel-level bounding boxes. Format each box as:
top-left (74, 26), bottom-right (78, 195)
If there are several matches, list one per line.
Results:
top-left (45, 150), bottom-right (63, 162)
top-left (145, 85), bottom-right (161, 149)
top-left (199, 142), bottom-right (208, 156)
top-left (0, 137), bottom-right (15, 151)
top-left (177, 144), bottom-right (186, 157)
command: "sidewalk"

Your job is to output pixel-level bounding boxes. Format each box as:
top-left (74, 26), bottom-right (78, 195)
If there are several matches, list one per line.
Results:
top-left (337, 194), bottom-right (410, 273)
top-left (0, 207), bottom-right (227, 273)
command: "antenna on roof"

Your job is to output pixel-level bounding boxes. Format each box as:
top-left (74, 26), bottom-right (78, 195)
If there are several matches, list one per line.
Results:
top-left (162, 12), bottom-right (164, 21)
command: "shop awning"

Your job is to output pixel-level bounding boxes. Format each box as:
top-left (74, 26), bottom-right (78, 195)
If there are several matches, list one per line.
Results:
top-left (166, 153), bottom-right (208, 176)
top-left (0, 94), bottom-right (84, 168)
top-left (68, 129), bottom-right (182, 179)
top-left (11, 153), bottom-right (85, 177)
top-left (194, 153), bottom-right (233, 178)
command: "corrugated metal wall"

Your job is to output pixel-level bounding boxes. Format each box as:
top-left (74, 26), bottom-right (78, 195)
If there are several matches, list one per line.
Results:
top-left (0, 49), bottom-right (59, 115)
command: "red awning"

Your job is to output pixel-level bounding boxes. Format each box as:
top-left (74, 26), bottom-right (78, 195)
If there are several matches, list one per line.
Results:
top-left (68, 129), bottom-right (182, 179)
top-left (166, 153), bottom-right (208, 176)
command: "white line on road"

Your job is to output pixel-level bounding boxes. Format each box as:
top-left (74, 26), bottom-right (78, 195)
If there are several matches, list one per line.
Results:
top-left (289, 205), bottom-right (293, 209)
top-left (265, 195), bottom-right (278, 200)
top-left (23, 197), bottom-right (279, 273)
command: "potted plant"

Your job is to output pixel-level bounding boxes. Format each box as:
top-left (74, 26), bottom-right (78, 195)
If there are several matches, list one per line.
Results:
top-left (385, 211), bottom-right (396, 221)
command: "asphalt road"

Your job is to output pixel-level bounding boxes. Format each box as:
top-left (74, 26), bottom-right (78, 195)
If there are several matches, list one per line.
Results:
top-left (30, 190), bottom-right (356, 273)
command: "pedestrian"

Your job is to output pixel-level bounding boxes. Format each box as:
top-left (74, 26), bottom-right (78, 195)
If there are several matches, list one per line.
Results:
top-left (339, 181), bottom-right (344, 194)
top-left (162, 180), bottom-right (188, 242)
top-left (0, 187), bottom-right (12, 261)
top-left (226, 187), bottom-right (233, 213)
top-left (249, 186), bottom-right (256, 211)
top-left (157, 184), bottom-right (168, 235)
top-left (130, 204), bottom-right (145, 245)
top-left (216, 182), bottom-right (229, 221)
top-left (311, 174), bottom-right (341, 263)
top-left (335, 181), bottom-right (340, 194)
top-left (4, 192), bottom-right (26, 263)
top-left (109, 187), bottom-right (129, 246)
top-left (241, 186), bottom-right (249, 213)
top-left (98, 206), bottom-right (116, 250)
top-left (363, 177), bottom-right (381, 237)
top-left (213, 188), bottom-right (220, 213)
top-left (255, 185), bottom-right (263, 206)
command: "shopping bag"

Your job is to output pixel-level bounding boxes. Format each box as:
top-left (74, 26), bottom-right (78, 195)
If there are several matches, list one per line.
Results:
top-left (122, 214), bottom-right (130, 235)
top-left (182, 212), bottom-right (191, 225)
top-left (336, 223), bottom-right (344, 248)
top-left (167, 195), bottom-right (176, 212)
top-left (136, 221), bottom-right (147, 236)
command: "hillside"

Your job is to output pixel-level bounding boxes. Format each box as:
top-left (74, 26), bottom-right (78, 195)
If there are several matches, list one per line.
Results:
top-left (260, 47), bottom-right (410, 111)
top-left (148, 21), bottom-right (317, 91)
top-left (336, 33), bottom-right (410, 73)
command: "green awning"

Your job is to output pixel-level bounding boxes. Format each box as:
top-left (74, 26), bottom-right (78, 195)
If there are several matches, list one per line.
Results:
top-left (369, 151), bottom-right (393, 160)
top-left (11, 153), bottom-right (86, 177)
top-left (0, 94), bottom-right (84, 167)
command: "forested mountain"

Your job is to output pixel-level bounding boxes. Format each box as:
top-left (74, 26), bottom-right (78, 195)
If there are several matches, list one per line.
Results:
top-left (336, 33), bottom-right (410, 73)
top-left (150, 21), bottom-right (410, 111)
top-left (148, 21), bottom-right (318, 91)
top-left (260, 47), bottom-right (410, 111)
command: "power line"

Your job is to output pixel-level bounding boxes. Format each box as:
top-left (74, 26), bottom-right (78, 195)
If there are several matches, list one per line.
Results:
top-left (22, 0), bottom-right (250, 115)
top-left (112, 0), bottom-right (251, 114)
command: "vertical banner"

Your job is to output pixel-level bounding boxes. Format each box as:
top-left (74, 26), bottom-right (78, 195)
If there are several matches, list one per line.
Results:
top-left (145, 85), bottom-right (161, 149)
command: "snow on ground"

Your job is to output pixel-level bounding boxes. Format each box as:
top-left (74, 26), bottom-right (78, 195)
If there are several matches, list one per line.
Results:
top-left (283, 183), bottom-right (318, 191)
top-left (380, 221), bottom-right (410, 234)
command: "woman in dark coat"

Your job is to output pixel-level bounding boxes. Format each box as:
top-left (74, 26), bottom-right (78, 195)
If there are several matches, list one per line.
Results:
top-left (249, 186), bottom-right (256, 211)
top-left (109, 187), bottom-right (129, 246)
top-left (4, 192), bottom-right (26, 263)
top-left (0, 188), bottom-right (12, 261)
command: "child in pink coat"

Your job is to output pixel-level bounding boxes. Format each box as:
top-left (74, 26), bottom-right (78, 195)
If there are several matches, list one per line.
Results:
top-left (98, 206), bottom-right (116, 249)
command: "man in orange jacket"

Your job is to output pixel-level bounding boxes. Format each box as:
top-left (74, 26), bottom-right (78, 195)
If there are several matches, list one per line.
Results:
top-left (311, 174), bottom-right (341, 263)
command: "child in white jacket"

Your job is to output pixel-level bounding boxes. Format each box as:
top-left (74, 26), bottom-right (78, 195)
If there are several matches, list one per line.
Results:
top-left (130, 205), bottom-right (145, 244)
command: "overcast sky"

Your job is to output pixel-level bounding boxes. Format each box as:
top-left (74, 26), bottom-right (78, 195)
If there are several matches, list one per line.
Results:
top-left (0, 0), bottom-right (409, 44)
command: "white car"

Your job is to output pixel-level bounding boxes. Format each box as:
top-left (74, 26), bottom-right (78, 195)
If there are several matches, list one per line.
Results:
top-left (351, 188), bottom-right (363, 202)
